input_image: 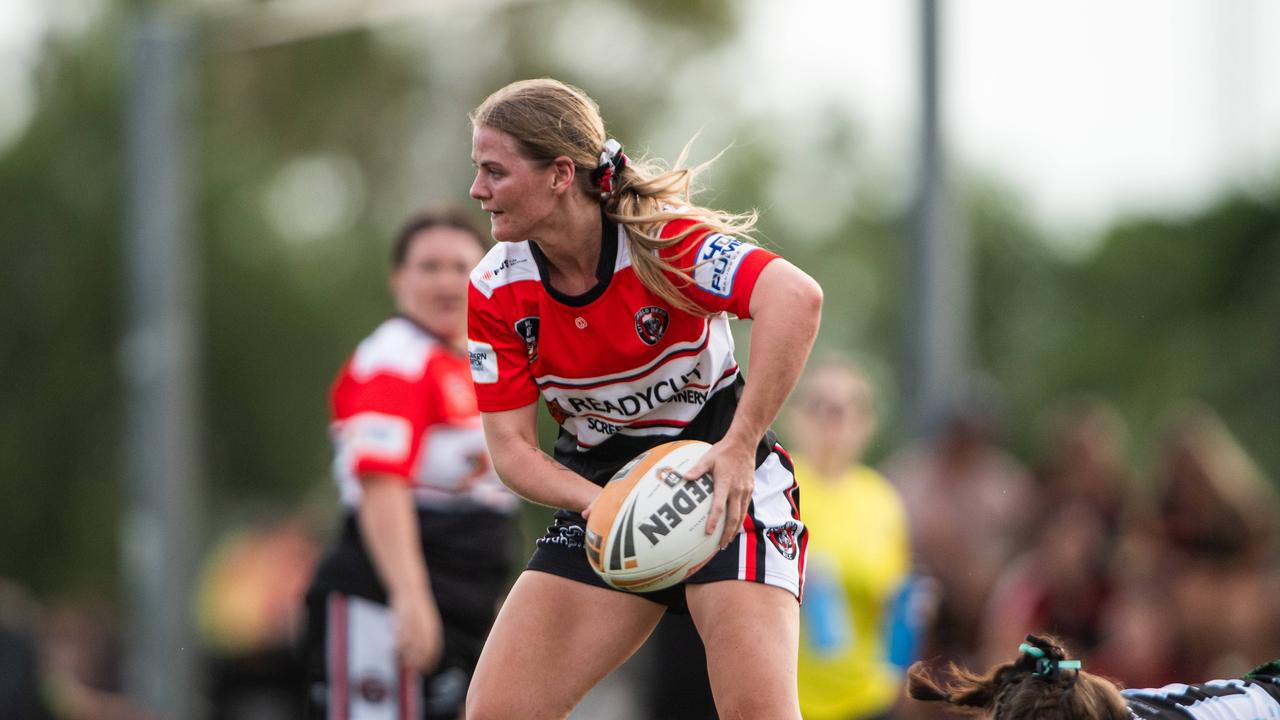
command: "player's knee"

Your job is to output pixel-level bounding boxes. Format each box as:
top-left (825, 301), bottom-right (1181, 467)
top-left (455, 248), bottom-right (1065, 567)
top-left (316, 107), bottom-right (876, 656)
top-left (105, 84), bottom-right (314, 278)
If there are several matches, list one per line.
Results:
top-left (715, 694), bottom-right (801, 720)
top-left (463, 689), bottom-right (507, 720)
top-left (467, 691), bottom-right (570, 720)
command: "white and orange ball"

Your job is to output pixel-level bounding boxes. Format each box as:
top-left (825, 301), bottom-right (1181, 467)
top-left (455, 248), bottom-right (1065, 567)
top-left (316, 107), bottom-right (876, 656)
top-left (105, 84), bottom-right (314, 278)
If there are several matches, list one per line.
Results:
top-left (585, 440), bottom-right (725, 593)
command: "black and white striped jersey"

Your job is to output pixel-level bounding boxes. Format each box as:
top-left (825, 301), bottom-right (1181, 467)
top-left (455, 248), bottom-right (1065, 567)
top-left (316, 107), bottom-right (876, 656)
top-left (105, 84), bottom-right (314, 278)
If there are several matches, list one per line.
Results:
top-left (1123, 668), bottom-right (1280, 719)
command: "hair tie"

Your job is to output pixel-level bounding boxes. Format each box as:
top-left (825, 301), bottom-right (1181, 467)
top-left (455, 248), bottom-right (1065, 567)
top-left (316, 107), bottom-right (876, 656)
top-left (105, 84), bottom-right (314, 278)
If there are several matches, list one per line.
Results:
top-left (591, 138), bottom-right (628, 200)
top-left (1018, 642), bottom-right (1081, 679)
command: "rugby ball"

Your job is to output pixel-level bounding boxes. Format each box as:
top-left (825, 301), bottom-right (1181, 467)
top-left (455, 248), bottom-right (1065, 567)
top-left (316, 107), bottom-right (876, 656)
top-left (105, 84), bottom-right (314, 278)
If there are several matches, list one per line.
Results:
top-left (585, 440), bottom-right (725, 593)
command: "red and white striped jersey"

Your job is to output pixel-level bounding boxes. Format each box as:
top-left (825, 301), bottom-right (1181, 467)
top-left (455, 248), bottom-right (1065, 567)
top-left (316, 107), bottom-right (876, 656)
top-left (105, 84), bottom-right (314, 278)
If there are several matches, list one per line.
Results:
top-left (330, 317), bottom-right (517, 512)
top-left (467, 217), bottom-right (777, 480)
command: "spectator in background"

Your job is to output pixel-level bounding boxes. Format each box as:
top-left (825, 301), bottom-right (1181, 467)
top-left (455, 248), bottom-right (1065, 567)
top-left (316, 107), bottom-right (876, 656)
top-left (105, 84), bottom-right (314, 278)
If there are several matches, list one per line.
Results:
top-left (1148, 403), bottom-right (1280, 679)
top-left (40, 597), bottom-right (149, 720)
top-left (303, 207), bottom-right (519, 720)
top-left (1153, 403), bottom-right (1275, 567)
top-left (0, 579), bottom-right (151, 720)
top-left (1088, 574), bottom-right (1181, 689)
top-left (0, 579), bottom-right (51, 720)
top-left (884, 390), bottom-right (1033, 663)
top-left (978, 502), bottom-right (1113, 667)
top-left (787, 359), bottom-right (912, 720)
top-left (195, 514), bottom-right (320, 719)
top-left (977, 398), bottom-right (1131, 666)
top-left (1036, 397), bottom-right (1130, 535)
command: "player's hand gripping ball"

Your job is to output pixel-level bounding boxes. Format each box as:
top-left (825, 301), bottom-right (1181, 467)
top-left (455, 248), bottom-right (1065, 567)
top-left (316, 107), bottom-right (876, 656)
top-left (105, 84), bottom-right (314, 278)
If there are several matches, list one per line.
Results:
top-left (585, 440), bottom-right (726, 592)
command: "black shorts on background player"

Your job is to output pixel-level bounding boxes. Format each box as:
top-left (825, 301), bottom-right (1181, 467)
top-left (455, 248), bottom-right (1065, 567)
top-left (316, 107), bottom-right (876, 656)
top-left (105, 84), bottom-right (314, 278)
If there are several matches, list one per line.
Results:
top-left (304, 510), bottom-right (514, 720)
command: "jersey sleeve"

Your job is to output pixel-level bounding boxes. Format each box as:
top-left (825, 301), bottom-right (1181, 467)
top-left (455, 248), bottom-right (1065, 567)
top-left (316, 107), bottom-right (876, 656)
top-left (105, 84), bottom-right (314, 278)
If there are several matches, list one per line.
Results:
top-left (657, 218), bottom-right (779, 318)
top-left (330, 357), bottom-right (446, 485)
top-left (1124, 679), bottom-right (1280, 719)
top-left (467, 282), bottom-right (540, 412)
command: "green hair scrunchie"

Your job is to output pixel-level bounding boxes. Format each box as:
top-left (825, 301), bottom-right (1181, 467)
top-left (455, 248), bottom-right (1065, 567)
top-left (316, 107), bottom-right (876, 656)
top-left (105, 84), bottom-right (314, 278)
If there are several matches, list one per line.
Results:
top-left (1019, 642), bottom-right (1081, 677)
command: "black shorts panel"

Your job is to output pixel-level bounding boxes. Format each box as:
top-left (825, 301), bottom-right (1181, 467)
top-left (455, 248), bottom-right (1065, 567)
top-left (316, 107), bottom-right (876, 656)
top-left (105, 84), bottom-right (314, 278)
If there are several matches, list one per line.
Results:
top-left (525, 511), bottom-right (748, 613)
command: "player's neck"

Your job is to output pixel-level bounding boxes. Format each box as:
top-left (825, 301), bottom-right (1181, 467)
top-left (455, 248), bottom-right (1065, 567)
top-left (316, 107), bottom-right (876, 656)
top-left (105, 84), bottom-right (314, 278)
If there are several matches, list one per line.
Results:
top-left (534, 206), bottom-right (603, 294)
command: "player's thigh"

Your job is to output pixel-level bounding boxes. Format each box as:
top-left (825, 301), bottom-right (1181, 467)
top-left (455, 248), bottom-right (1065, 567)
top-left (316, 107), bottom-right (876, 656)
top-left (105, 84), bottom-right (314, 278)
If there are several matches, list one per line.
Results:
top-left (466, 570), bottom-right (665, 720)
top-left (686, 580), bottom-right (802, 720)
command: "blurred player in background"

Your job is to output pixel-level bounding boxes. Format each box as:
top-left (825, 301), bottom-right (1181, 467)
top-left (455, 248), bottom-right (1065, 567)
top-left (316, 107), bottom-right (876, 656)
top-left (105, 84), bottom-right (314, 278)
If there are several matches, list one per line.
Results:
top-left (786, 359), bottom-right (913, 720)
top-left (463, 78), bottom-right (823, 719)
top-left (303, 208), bottom-right (519, 720)
top-left (907, 634), bottom-right (1280, 720)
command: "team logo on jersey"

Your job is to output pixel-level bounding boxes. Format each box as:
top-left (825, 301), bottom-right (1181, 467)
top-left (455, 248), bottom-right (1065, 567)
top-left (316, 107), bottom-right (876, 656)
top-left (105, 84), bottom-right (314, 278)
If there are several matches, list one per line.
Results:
top-left (766, 521), bottom-right (802, 561)
top-left (633, 306), bottom-right (670, 345)
top-left (546, 398), bottom-right (572, 425)
top-left (514, 316), bottom-right (539, 363)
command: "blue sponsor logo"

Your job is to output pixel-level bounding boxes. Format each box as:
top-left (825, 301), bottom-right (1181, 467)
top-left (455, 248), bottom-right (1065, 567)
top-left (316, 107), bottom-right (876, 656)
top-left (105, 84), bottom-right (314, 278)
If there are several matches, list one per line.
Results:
top-left (696, 233), bottom-right (753, 298)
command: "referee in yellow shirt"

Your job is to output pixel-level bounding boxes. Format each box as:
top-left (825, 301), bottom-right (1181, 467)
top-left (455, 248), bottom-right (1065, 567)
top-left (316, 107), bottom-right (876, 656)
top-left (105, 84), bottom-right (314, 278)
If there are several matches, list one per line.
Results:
top-left (786, 360), bottom-right (913, 720)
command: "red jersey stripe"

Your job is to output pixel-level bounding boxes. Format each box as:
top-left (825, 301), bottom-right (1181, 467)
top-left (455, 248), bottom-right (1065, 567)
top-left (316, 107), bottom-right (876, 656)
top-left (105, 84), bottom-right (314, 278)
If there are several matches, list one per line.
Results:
top-left (742, 513), bottom-right (759, 581)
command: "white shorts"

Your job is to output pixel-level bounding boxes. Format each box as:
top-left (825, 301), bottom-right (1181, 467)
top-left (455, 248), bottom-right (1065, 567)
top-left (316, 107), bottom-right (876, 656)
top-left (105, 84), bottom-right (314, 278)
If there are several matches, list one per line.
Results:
top-left (319, 593), bottom-right (422, 720)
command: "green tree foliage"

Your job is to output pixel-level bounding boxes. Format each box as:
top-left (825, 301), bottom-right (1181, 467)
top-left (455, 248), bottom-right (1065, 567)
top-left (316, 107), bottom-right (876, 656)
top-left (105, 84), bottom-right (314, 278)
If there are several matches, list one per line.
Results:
top-left (0, 27), bottom-right (126, 595)
top-left (198, 30), bottom-right (419, 510)
top-left (971, 187), bottom-right (1280, 475)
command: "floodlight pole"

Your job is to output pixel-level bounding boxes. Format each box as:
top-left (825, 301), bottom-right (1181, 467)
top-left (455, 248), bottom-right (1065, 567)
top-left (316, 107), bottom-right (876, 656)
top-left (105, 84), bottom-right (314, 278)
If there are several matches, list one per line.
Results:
top-left (122, 12), bottom-right (201, 719)
top-left (907, 0), bottom-right (969, 438)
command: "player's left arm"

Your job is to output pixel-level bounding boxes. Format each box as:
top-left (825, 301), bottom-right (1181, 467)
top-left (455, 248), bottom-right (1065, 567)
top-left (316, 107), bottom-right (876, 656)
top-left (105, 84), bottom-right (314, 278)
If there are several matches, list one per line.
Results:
top-left (690, 259), bottom-right (822, 548)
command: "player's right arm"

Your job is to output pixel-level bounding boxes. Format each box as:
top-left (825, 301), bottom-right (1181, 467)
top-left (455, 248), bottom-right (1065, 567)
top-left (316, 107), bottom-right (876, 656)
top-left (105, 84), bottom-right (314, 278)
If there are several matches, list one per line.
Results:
top-left (468, 265), bottom-right (600, 513)
top-left (480, 402), bottom-right (600, 513)
top-left (356, 473), bottom-right (442, 672)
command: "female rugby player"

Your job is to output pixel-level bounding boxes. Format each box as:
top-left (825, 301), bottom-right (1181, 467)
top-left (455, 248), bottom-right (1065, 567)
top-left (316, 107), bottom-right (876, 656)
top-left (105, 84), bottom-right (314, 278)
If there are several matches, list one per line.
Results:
top-left (463, 79), bottom-right (823, 719)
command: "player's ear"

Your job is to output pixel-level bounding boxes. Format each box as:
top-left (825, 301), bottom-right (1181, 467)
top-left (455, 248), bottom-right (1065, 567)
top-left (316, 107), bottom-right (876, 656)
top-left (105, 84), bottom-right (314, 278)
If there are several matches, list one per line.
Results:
top-left (549, 156), bottom-right (576, 194)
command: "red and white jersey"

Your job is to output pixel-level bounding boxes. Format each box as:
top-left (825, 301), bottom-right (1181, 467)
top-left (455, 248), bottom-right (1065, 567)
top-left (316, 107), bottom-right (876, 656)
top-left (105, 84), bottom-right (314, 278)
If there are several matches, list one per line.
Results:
top-left (467, 217), bottom-right (777, 472)
top-left (330, 317), bottom-right (517, 513)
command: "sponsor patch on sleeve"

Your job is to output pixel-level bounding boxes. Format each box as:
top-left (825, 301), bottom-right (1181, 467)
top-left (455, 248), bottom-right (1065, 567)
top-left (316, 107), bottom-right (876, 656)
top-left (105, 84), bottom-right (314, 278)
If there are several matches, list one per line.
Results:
top-left (693, 233), bottom-right (757, 298)
top-left (341, 412), bottom-right (412, 462)
top-left (467, 339), bottom-right (498, 384)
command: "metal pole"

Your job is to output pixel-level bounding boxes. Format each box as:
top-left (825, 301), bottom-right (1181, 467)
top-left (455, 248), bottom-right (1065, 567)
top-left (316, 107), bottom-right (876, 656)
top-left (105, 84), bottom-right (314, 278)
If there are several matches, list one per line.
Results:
top-left (122, 12), bottom-right (201, 719)
top-left (907, 0), bottom-right (968, 438)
